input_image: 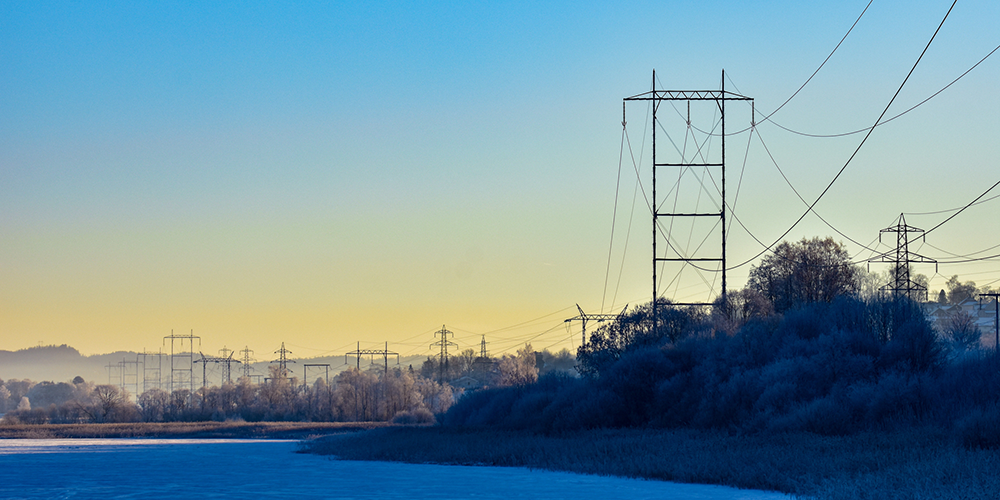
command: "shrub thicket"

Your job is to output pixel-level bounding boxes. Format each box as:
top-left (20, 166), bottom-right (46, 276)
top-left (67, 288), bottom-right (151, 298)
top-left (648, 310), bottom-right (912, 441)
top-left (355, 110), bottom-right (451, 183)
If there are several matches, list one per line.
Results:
top-left (444, 296), bottom-right (1000, 443)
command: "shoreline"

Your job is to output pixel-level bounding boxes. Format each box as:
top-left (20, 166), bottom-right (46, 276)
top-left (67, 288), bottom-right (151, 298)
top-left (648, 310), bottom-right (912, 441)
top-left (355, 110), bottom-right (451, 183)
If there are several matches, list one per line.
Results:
top-left (302, 425), bottom-right (1000, 500)
top-left (0, 421), bottom-right (387, 440)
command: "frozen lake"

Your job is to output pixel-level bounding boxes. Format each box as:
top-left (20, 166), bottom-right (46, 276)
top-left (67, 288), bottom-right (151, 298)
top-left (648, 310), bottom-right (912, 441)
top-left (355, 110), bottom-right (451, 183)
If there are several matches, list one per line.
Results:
top-left (0, 439), bottom-right (794, 499)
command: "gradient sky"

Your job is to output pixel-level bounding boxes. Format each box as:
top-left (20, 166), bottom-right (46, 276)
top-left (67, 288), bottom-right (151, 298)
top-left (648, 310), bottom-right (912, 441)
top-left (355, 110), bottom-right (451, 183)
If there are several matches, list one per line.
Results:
top-left (2, 1), bottom-right (998, 357)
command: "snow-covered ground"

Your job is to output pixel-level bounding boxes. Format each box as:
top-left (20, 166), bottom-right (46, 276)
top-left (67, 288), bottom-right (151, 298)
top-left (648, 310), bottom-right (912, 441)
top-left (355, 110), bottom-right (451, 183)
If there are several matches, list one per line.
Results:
top-left (0, 439), bottom-right (794, 499)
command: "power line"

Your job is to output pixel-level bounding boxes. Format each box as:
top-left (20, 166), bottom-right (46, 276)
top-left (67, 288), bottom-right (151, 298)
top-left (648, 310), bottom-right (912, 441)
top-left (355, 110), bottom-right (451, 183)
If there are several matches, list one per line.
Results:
top-left (738, 0), bottom-right (874, 135)
top-left (752, 126), bottom-right (880, 253)
top-left (603, 105), bottom-right (629, 313)
top-left (923, 240), bottom-right (1000, 260)
top-left (728, 0), bottom-right (958, 271)
top-left (766, 42), bottom-right (1000, 138)
top-left (923, 178), bottom-right (1000, 237)
top-left (903, 191), bottom-right (1000, 216)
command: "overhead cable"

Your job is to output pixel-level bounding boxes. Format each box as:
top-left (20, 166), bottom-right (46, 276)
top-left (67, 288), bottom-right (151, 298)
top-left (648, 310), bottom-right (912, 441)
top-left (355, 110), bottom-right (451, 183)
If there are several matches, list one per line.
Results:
top-left (728, 0), bottom-right (958, 271)
top-left (923, 178), bottom-right (1000, 237)
top-left (769, 42), bottom-right (1000, 138)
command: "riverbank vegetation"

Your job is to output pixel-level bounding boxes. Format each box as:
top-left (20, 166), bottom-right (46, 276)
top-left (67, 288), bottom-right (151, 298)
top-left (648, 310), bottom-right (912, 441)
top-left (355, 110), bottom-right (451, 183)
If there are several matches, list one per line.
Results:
top-left (304, 425), bottom-right (1000, 499)
top-left (0, 421), bottom-right (384, 439)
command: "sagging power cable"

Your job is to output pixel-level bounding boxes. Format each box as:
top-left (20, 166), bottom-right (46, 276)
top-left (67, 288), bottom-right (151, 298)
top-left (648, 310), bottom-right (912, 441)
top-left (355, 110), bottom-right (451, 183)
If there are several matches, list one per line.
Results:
top-left (728, 0), bottom-right (958, 271)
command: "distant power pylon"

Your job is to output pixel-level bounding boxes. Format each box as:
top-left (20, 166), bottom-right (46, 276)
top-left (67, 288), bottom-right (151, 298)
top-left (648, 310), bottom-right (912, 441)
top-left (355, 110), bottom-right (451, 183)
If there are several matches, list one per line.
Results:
top-left (217, 346), bottom-right (237, 384)
top-left (471, 335), bottom-right (495, 374)
top-left (271, 342), bottom-right (295, 379)
top-left (105, 362), bottom-right (120, 386)
top-left (195, 348), bottom-right (240, 388)
top-left (868, 214), bottom-right (937, 301)
top-left (346, 341), bottom-right (399, 373)
top-left (239, 346), bottom-right (255, 380)
top-left (303, 364), bottom-right (331, 385)
top-left (140, 349), bottom-right (165, 392)
top-left (164, 329), bottom-right (200, 394)
top-left (564, 304), bottom-right (627, 345)
top-left (430, 325), bottom-right (457, 384)
top-left (121, 357), bottom-right (140, 397)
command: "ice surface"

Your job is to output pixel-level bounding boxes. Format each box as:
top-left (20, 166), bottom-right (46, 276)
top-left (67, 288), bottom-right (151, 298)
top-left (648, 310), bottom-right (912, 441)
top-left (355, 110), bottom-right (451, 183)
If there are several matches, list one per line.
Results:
top-left (0, 439), bottom-right (794, 499)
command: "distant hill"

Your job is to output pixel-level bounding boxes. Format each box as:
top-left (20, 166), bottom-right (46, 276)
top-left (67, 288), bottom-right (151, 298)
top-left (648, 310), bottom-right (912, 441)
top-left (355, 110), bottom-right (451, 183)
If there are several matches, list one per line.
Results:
top-left (0, 344), bottom-right (436, 388)
top-left (0, 345), bottom-right (103, 383)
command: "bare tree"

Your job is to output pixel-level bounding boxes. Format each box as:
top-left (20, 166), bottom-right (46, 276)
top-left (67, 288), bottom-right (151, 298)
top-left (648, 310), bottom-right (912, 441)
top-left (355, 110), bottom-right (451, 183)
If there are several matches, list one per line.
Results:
top-left (747, 237), bottom-right (862, 313)
top-left (943, 311), bottom-right (982, 351)
top-left (497, 344), bottom-right (538, 387)
top-left (712, 288), bottom-right (773, 334)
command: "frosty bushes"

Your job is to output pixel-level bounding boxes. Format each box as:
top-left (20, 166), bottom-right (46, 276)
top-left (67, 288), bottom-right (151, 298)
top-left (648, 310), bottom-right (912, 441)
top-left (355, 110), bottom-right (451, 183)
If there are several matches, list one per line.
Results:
top-left (445, 296), bottom-right (1000, 439)
top-left (1, 367), bottom-right (454, 425)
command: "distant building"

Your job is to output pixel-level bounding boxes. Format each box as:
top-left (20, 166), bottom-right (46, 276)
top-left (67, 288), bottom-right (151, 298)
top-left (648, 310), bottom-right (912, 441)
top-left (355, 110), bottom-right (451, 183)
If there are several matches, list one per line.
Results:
top-left (924, 298), bottom-right (998, 345)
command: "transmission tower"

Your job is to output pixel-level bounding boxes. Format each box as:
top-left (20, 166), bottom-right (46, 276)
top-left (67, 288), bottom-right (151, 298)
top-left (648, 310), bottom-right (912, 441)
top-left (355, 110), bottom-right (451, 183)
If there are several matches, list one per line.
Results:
top-left (271, 342), bottom-right (295, 379)
top-left (564, 303), bottom-right (627, 345)
top-left (430, 325), bottom-right (457, 384)
top-left (471, 335), bottom-right (495, 374)
top-left (121, 357), bottom-right (140, 397)
top-left (979, 292), bottom-right (1000, 351)
top-left (239, 346), bottom-right (255, 380)
top-left (194, 353), bottom-right (217, 390)
top-left (624, 70), bottom-right (753, 319)
top-left (346, 341), bottom-right (399, 373)
top-left (868, 214), bottom-right (937, 301)
top-left (195, 350), bottom-right (239, 388)
top-left (217, 346), bottom-right (237, 384)
top-left (140, 349), bottom-right (165, 392)
top-left (105, 362), bottom-right (120, 386)
top-left (163, 329), bottom-right (200, 394)
top-left (303, 364), bottom-right (331, 385)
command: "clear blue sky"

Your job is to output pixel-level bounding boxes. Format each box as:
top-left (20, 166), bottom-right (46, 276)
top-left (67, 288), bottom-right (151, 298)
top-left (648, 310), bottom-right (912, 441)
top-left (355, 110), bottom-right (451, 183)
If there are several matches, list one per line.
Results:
top-left (2, 0), bottom-right (998, 356)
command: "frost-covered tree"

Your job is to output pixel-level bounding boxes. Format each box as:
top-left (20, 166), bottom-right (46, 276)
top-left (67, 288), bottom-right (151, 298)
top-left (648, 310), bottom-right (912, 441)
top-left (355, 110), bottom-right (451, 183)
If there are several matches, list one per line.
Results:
top-left (84, 385), bottom-right (139, 423)
top-left (138, 388), bottom-right (169, 422)
top-left (497, 344), bottom-right (538, 387)
top-left (747, 237), bottom-right (862, 313)
top-left (576, 301), bottom-right (703, 377)
top-left (0, 386), bottom-right (10, 413)
top-left (712, 288), bottom-right (773, 334)
top-left (943, 311), bottom-right (982, 351)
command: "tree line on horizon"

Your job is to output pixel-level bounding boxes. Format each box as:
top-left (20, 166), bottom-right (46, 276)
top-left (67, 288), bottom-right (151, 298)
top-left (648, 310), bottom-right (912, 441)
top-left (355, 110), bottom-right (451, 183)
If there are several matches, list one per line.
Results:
top-left (0, 343), bottom-right (566, 425)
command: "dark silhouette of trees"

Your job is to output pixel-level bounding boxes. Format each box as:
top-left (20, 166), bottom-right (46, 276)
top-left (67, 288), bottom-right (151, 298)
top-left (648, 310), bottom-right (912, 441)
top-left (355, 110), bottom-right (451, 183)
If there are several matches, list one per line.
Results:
top-left (747, 237), bottom-right (862, 313)
top-left (576, 301), bottom-right (705, 377)
top-left (444, 296), bottom-right (970, 435)
top-left (712, 288), bottom-right (773, 335)
top-left (943, 311), bottom-right (982, 351)
top-left (946, 275), bottom-right (980, 304)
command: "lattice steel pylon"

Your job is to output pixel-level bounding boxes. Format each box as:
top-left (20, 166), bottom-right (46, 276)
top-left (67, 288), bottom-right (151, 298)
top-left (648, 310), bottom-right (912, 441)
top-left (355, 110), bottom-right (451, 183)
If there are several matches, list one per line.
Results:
top-left (121, 356), bottom-right (140, 397)
top-left (868, 213), bottom-right (937, 301)
top-left (164, 329), bottom-right (200, 394)
top-left (624, 70), bottom-right (753, 320)
top-left (218, 346), bottom-right (236, 384)
top-left (430, 325), bottom-right (457, 384)
top-left (271, 342), bottom-right (295, 379)
top-left (346, 341), bottom-right (399, 373)
top-left (564, 303), bottom-right (627, 345)
top-left (239, 346), bottom-right (255, 380)
top-left (140, 349), bottom-right (165, 392)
